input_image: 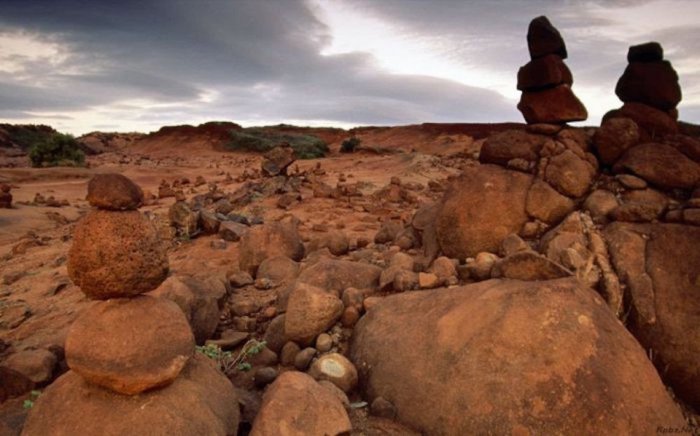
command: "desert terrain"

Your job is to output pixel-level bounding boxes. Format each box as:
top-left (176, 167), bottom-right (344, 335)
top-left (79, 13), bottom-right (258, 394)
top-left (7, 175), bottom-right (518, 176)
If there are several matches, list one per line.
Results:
top-left (1, 18), bottom-right (699, 436)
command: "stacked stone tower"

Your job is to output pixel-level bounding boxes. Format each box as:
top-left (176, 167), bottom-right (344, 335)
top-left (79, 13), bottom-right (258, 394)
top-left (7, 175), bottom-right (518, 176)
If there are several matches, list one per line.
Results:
top-left (517, 16), bottom-right (587, 124)
top-left (22, 173), bottom-right (239, 435)
top-left (603, 41), bottom-right (682, 138)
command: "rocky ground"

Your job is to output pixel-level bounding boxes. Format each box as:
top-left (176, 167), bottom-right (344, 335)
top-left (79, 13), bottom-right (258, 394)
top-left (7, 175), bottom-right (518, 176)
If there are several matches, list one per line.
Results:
top-left (0, 114), bottom-right (699, 435)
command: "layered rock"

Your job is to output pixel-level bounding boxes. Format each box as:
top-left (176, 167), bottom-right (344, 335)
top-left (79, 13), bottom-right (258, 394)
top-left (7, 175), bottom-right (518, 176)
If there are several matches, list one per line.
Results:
top-left (517, 16), bottom-right (587, 124)
top-left (351, 278), bottom-right (686, 434)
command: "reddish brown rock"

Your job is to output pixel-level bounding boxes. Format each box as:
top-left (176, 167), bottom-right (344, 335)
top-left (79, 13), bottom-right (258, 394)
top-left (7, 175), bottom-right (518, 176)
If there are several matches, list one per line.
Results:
top-left (603, 102), bottom-right (678, 139)
top-left (525, 179), bottom-right (575, 224)
top-left (239, 220), bottom-right (305, 276)
top-left (308, 353), bottom-right (358, 393)
top-left (22, 354), bottom-right (239, 436)
top-left (0, 184), bottom-right (12, 209)
top-left (67, 210), bottom-right (169, 299)
top-left (491, 251), bottom-right (570, 280)
top-left (297, 258), bottom-right (381, 293)
top-left (86, 173), bottom-right (144, 210)
top-left (517, 54), bottom-right (572, 91)
top-left (436, 165), bottom-right (531, 258)
top-left (527, 16), bottom-right (567, 60)
top-left (479, 129), bottom-right (546, 166)
top-left (605, 222), bottom-right (700, 409)
top-left (250, 371), bottom-right (351, 436)
top-left (614, 142), bottom-right (700, 189)
top-left (261, 145), bottom-right (296, 177)
top-left (2, 349), bottom-right (57, 385)
top-left (616, 61), bottom-right (681, 111)
top-left (148, 275), bottom-right (227, 344)
top-left (284, 283), bottom-right (343, 345)
top-left (544, 149), bottom-right (596, 198)
top-left (351, 278), bottom-right (686, 435)
top-left (627, 42), bottom-right (663, 63)
top-left (65, 296), bottom-right (194, 395)
top-left (593, 117), bottom-right (640, 165)
top-left (256, 255), bottom-right (300, 283)
top-left (518, 85), bottom-right (587, 124)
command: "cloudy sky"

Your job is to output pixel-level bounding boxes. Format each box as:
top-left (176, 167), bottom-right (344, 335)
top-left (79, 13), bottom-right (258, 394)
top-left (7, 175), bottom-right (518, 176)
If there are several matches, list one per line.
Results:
top-left (0, 0), bottom-right (699, 134)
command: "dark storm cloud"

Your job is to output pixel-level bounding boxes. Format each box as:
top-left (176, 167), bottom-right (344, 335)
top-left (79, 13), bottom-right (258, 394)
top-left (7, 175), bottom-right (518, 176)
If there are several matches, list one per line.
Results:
top-left (0, 0), bottom-right (697, 132)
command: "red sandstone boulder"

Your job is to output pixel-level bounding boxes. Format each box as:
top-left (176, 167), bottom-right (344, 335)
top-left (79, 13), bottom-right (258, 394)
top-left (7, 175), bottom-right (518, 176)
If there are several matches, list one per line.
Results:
top-left (296, 258), bottom-right (382, 293)
top-left (605, 222), bottom-right (700, 409)
top-left (284, 283), bottom-right (343, 345)
top-left (67, 210), bottom-right (169, 299)
top-left (239, 220), bottom-right (305, 276)
top-left (593, 117), bottom-right (640, 165)
top-left (65, 296), bottom-right (195, 395)
top-left (518, 85), bottom-right (587, 124)
top-left (615, 61), bottom-right (681, 111)
top-left (250, 371), bottom-right (351, 436)
top-left (351, 278), bottom-right (686, 435)
top-left (86, 173), bottom-right (144, 210)
top-left (479, 129), bottom-right (546, 166)
top-left (22, 354), bottom-right (239, 436)
top-left (527, 16), bottom-right (567, 59)
top-left (436, 165), bottom-right (531, 258)
top-left (603, 102), bottom-right (678, 139)
top-left (517, 54), bottom-right (572, 91)
top-left (614, 142), bottom-right (700, 189)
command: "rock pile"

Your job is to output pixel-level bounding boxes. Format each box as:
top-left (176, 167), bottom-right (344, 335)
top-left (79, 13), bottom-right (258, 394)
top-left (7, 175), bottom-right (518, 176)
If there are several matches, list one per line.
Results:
top-left (517, 16), bottom-right (587, 124)
top-left (0, 183), bottom-right (11, 208)
top-left (605, 42), bottom-right (682, 137)
top-left (23, 173), bottom-right (239, 435)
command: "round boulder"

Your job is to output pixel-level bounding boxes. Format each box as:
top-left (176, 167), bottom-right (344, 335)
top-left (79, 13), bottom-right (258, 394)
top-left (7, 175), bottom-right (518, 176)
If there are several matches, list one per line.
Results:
top-left (65, 296), bottom-right (195, 395)
top-left (250, 371), bottom-right (351, 436)
top-left (308, 353), bottom-right (358, 393)
top-left (239, 221), bottom-right (305, 277)
top-left (436, 165), bottom-right (532, 259)
top-left (67, 210), bottom-right (169, 299)
top-left (284, 283), bottom-right (343, 345)
top-left (351, 278), bottom-right (686, 435)
top-left (86, 173), bottom-right (144, 210)
top-left (22, 354), bottom-right (239, 436)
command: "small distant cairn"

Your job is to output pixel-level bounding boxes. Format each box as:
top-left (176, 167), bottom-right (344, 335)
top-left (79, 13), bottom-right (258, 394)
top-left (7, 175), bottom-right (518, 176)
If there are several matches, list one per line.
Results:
top-left (0, 183), bottom-right (11, 208)
top-left (22, 173), bottom-right (239, 435)
top-left (517, 16), bottom-right (587, 124)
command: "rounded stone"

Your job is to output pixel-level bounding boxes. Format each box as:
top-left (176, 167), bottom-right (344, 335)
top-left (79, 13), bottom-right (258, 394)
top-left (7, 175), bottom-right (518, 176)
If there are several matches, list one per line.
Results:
top-left (65, 296), bottom-right (195, 395)
top-left (86, 173), bottom-right (144, 210)
top-left (22, 354), bottom-right (239, 436)
top-left (308, 353), bottom-right (358, 393)
top-left (67, 210), bottom-right (169, 299)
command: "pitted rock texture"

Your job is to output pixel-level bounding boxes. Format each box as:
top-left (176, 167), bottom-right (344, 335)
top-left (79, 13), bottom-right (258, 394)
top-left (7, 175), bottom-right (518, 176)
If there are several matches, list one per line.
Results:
top-left (67, 210), bottom-right (169, 299)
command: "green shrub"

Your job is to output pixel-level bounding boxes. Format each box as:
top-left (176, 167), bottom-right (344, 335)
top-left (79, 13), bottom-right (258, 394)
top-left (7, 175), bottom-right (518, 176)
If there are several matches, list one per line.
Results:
top-left (29, 133), bottom-right (85, 167)
top-left (340, 137), bottom-right (361, 153)
top-left (226, 128), bottom-right (329, 159)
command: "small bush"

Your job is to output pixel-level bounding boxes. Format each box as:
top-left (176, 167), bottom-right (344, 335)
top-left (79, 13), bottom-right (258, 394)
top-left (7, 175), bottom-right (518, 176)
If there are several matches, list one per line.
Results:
top-left (340, 137), bottom-right (361, 153)
top-left (226, 128), bottom-right (329, 159)
top-left (29, 133), bottom-right (85, 167)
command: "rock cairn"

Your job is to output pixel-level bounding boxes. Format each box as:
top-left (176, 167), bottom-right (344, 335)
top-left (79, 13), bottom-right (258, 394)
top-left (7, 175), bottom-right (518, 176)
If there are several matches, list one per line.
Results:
top-left (23, 173), bottom-right (239, 435)
top-left (0, 183), bottom-right (11, 208)
top-left (517, 16), bottom-right (587, 124)
top-left (616, 42), bottom-right (681, 114)
top-left (603, 42), bottom-right (682, 138)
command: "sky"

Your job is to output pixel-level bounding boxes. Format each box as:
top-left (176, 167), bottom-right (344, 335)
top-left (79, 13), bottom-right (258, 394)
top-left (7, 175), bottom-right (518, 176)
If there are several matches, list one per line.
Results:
top-left (0, 0), bottom-right (699, 135)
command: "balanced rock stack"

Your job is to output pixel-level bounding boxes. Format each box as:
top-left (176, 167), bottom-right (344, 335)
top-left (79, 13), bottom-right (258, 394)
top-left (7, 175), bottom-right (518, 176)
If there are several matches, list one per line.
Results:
top-left (605, 42), bottom-right (682, 137)
top-left (22, 173), bottom-right (239, 435)
top-left (517, 16), bottom-right (587, 124)
top-left (0, 183), bottom-right (11, 208)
